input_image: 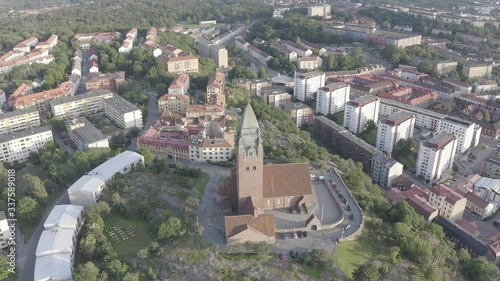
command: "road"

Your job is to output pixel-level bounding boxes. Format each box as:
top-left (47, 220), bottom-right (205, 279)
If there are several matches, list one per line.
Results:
top-left (17, 193), bottom-right (70, 281)
top-left (128, 91), bottom-right (158, 152)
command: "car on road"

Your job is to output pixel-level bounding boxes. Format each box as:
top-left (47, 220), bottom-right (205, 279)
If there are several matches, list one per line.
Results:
top-left (346, 205), bottom-right (352, 212)
top-left (349, 214), bottom-right (354, 220)
top-left (344, 224), bottom-right (351, 230)
top-left (332, 183), bottom-right (338, 190)
top-left (293, 232), bottom-right (299, 239)
top-left (297, 231), bottom-right (303, 238)
top-left (341, 198), bottom-right (347, 204)
top-left (303, 231), bottom-right (309, 238)
top-left (281, 233), bottom-right (289, 240)
top-left (279, 253), bottom-right (285, 260)
top-left (289, 251), bottom-right (297, 260)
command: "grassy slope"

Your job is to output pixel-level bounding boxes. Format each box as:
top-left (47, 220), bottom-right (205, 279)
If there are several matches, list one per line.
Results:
top-left (334, 236), bottom-right (379, 279)
top-left (105, 214), bottom-right (154, 258)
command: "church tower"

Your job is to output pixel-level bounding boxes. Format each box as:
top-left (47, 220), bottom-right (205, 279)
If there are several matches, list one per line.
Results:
top-left (236, 103), bottom-right (264, 213)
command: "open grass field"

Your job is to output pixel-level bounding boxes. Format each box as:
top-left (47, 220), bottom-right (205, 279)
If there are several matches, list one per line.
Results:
top-left (105, 214), bottom-right (154, 258)
top-left (334, 236), bottom-right (379, 279)
top-left (359, 128), bottom-right (377, 146)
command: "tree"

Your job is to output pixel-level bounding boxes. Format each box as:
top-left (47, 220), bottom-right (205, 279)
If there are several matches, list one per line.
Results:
top-left (86, 202), bottom-right (111, 218)
top-left (158, 217), bottom-right (186, 240)
top-left (74, 262), bottom-right (100, 281)
top-left (0, 255), bottom-right (14, 281)
top-left (461, 258), bottom-right (500, 281)
top-left (129, 127), bottom-right (141, 138)
top-left (257, 67), bottom-right (267, 79)
top-left (352, 263), bottom-right (380, 281)
top-left (417, 61), bottom-right (433, 74)
top-left (50, 117), bottom-right (67, 133)
top-left (22, 174), bottom-right (48, 203)
top-left (18, 197), bottom-right (40, 224)
top-left (481, 109), bottom-right (491, 122)
top-left (107, 260), bottom-right (128, 281)
top-left (137, 147), bottom-right (154, 165)
top-left (123, 272), bottom-right (140, 281)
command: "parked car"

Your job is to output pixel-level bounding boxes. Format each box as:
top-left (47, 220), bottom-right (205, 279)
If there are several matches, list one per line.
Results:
top-left (341, 198), bottom-right (347, 204)
top-left (303, 231), bottom-right (309, 238)
top-left (289, 250), bottom-right (297, 260)
top-left (281, 233), bottom-right (289, 240)
top-left (297, 231), bottom-right (303, 238)
top-left (344, 224), bottom-right (351, 230)
top-left (493, 220), bottom-right (500, 229)
top-left (332, 183), bottom-right (338, 189)
top-left (349, 214), bottom-right (354, 221)
top-left (293, 232), bottom-right (299, 239)
top-left (346, 205), bottom-right (352, 212)
top-left (279, 252), bottom-right (285, 260)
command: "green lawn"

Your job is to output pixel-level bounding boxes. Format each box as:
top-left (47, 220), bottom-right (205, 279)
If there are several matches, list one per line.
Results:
top-left (301, 264), bottom-right (323, 278)
top-left (333, 111), bottom-right (344, 126)
top-left (105, 214), bottom-right (154, 258)
top-left (334, 236), bottom-right (378, 279)
top-left (359, 128), bottom-right (377, 146)
top-left (397, 151), bottom-right (418, 169)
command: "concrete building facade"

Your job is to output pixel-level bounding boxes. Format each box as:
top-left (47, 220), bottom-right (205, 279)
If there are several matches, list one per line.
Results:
top-left (376, 112), bottom-right (415, 155)
top-left (416, 132), bottom-right (457, 182)
top-left (0, 126), bottom-right (53, 164)
top-left (343, 95), bottom-right (380, 134)
top-left (315, 83), bottom-right (350, 115)
top-left (293, 71), bottom-right (325, 101)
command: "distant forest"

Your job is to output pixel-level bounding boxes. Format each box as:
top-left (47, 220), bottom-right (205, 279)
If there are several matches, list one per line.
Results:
top-left (0, 0), bottom-right (273, 51)
top-left (360, 0), bottom-right (480, 9)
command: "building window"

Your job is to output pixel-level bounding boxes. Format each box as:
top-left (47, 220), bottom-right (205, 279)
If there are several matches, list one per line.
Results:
top-left (246, 167), bottom-right (249, 171)
top-left (253, 166), bottom-right (256, 170)
top-left (277, 199), bottom-right (281, 204)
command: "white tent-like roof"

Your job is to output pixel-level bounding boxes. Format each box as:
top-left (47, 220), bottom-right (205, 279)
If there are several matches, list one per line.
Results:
top-left (36, 228), bottom-right (75, 257)
top-left (43, 204), bottom-right (83, 230)
top-left (34, 253), bottom-right (73, 281)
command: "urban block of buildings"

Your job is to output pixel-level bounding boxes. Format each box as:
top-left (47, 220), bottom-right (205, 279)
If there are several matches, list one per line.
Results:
top-left (103, 96), bottom-right (143, 129)
top-left (168, 73), bottom-right (190, 95)
top-left (293, 71), bottom-right (326, 101)
top-left (67, 117), bottom-right (109, 149)
top-left (85, 71), bottom-right (125, 93)
top-left (51, 90), bottom-right (114, 120)
top-left (0, 126), bottom-right (53, 164)
top-left (71, 32), bottom-right (121, 50)
top-left (157, 93), bottom-right (190, 115)
top-left (0, 107), bottom-right (40, 136)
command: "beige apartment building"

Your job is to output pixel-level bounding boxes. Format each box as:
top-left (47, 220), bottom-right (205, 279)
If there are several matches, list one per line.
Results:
top-left (159, 55), bottom-right (199, 73)
top-left (84, 71), bottom-right (125, 92)
top-left (0, 107), bottom-right (40, 136)
top-left (428, 184), bottom-right (467, 221)
top-left (206, 71), bottom-right (225, 101)
top-left (51, 90), bottom-right (114, 119)
top-left (157, 94), bottom-right (190, 114)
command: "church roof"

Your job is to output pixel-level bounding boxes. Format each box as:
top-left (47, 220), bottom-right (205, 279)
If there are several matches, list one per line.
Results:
top-left (238, 103), bottom-right (262, 154)
top-left (263, 163), bottom-right (313, 198)
top-left (225, 214), bottom-right (276, 239)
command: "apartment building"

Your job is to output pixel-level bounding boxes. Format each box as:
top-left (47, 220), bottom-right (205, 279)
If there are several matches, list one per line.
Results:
top-left (376, 112), bottom-right (415, 155)
top-left (378, 86), bottom-right (437, 108)
top-left (282, 102), bottom-right (314, 127)
top-left (315, 82), bottom-right (350, 115)
top-left (429, 184), bottom-right (466, 221)
top-left (483, 156), bottom-right (500, 179)
top-left (371, 151), bottom-right (404, 189)
top-left (293, 71), bottom-right (326, 101)
top-left (0, 89), bottom-right (5, 110)
top-left (233, 78), bottom-right (272, 96)
top-left (463, 62), bottom-right (493, 79)
top-left (297, 56), bottom-right (323, 71)
top-left (464, 192), bottom-right (496, 220)
top-left (211, 46), bottom-right (229, 69)
top-left (71, 32), bottom-right (121, 50)
top-left (282, 40), bottom-right (313, 57)
top-left (416, 132), bottom-right (457, 182)
top-left (67, 117), bottom-right (109, 150)
top-left (322, 24), bottom-right (422, 48)
top-left (262, 90), bottom-right (291, 108)
top-left (0, 108), bottom-right (40, 136)
top-left (11, 82), bottom-right (72, 112)
top-left (13, 37), bottom-right (38, 52)
top-left (185, 104), bottom-right (224, 118)
top-left (0, 126), bottom-right (53, 164)
top-left (307, 4), bottom-right (331, 17)
top-left (206, 71), bottom-right (225, 100)
top-left (104, 96), bottom-right (143, 129)
top-left (270, 43), bottom-right (297, 62)
top-left (435, 61), bottom-right (458, 75)
top-left (157, 94), bottom-right (190, 114)
top-left (51, 90), bottom-right (114, 119)
top-left (379, 98), bottom-right (481, 154)
top-left (159, 54), bottom-right (199, 73)
top-left (35, 34), bottom-right (58, 50)
top-left (314, 116), bottom-right (379, 172)
top-left (247, 45), bottom-right (273, 65)
top-left (343, 95), bottom-right (380, 134)
top-left (85, 71), bottom-right (125, 93)
top-left (189, 136), bottom-right (234, 162)
top-left (0, 212), bottom-right (10, 249)
top-left (168, 73), bottom-right (190, 95)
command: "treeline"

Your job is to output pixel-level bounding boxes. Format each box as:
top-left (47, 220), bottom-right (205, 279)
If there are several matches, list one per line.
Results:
top-left (323, 48), bottom-right (366, 71)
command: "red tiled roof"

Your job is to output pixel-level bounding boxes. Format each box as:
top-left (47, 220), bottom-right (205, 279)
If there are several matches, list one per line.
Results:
top-left (465, 192), bottom-right (490, 209)
top-left (431, 184), bottom-right (464, 205)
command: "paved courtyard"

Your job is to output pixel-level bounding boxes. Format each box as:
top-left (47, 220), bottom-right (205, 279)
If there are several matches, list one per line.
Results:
top-left (270, 180), bottom-right (343, 229)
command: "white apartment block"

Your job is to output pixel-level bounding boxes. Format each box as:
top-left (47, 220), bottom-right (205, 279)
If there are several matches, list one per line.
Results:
top-left (51, 90), bottom-right (114, 119)
top-left (0, 126), bottom-right (53, 164)
top-left (0, 107), bottom-right (41, 136)
top-left (297, 56), bottom-right (323, 71)
top-left (67, 117), bottom-right (109, 150)
top-left (379, 98), bottom-right (480, 155)
top-left (416, 132), bottom-right (457, 182)
top-left (343, 95), bottom-right (380, 134)
top-left (293, 71), bottom-right (325, 101)
top-left (376, 112), bottom-right (415, 155)
top-left (104, 96), bottom-right (143, 129)
top-left (0, 211), bottom-right (10, 249)
top-left (189, 138), bottom-right (233, 162)
top-left (371, 151), bottom-right (404, 189)
top-left (316, 82), bottom-right (350, 115)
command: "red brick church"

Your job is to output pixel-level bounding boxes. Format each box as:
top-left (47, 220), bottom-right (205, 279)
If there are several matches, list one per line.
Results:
top-left (216, 103), bottom-right (313, 244)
